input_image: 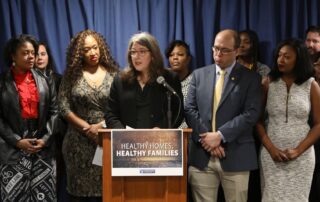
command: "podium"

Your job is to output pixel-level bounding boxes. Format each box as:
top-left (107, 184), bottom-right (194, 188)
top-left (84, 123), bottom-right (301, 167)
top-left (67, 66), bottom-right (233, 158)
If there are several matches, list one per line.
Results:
top-left (99, 129), bottom-right (192, 202)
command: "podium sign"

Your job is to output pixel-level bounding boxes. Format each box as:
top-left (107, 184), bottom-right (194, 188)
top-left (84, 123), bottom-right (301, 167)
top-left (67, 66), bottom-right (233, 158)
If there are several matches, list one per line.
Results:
top-left (111, 129), bottom-right (183, 176)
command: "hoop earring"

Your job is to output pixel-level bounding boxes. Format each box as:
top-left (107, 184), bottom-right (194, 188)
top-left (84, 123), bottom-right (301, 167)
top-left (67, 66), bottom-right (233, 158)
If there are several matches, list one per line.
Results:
top-left (12, 61), bottom-right (15, 67)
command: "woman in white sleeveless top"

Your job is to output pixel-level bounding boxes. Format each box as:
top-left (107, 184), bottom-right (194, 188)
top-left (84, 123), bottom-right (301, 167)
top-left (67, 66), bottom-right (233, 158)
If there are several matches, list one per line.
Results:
top-left (256, 39), bottom-right (320, 202)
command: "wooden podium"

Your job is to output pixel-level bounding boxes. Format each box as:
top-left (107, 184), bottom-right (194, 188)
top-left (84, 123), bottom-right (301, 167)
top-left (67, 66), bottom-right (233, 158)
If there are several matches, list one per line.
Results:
top-left (99, 129), bottom-right (192, 202)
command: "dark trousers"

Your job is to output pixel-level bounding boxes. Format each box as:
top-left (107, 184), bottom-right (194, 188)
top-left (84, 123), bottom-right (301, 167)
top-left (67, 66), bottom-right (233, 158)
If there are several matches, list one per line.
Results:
top-left (309, 168), bottom-right (320, 202)
top-left (309, 143), bottom-right (320, 202)
top-left (247, 169), bottom-right (261, 202)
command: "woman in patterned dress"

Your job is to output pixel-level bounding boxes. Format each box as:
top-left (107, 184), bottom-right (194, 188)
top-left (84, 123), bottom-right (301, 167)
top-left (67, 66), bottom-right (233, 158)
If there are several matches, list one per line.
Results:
top-left (58, 30), bottom-right (119, 202)
top-left (256, 39), bottom-right (320, 202)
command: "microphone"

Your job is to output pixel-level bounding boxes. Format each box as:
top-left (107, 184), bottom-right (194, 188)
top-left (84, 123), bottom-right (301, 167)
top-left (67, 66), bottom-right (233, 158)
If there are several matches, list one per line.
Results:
top-left (156, 76), bottom-right (177, 95)
top-left (156, 75), bottom-right (181, 128)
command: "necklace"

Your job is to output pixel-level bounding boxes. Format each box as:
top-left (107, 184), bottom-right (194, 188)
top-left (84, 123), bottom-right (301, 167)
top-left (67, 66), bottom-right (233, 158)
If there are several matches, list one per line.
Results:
top-left (84, 73), bottom-right (99, 89)
top-left (83, 68), bottom-right (107, 89)
top-left (25, 74), bottom-right (32, 84)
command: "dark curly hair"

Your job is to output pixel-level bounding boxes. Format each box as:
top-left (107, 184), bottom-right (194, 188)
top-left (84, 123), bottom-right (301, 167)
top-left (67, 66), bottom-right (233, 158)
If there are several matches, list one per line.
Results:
top-left (64, 30), bottom-right (119, 87)
top-left (121, 32), bottom-right (165, 83)
top-left (165, 40), bottom-right (191, 58)
top-left (3, 34), bottom-right (38, 67)
top-left (306, 25), bottom-right (320, 35)
top-left (269, 38), bottom-right (314, 85)
top-left (239, 30), bottom-right (260, 71)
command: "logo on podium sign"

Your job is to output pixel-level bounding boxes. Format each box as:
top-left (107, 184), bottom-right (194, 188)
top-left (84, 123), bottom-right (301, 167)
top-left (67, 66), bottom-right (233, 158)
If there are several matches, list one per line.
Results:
top-left (111, 129), bottom-right (183, 176)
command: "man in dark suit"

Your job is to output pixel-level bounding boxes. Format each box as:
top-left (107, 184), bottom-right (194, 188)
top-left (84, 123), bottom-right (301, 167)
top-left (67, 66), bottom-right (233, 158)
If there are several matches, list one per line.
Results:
top-left (185, 29), bottom-right (261, 202)
top-left (305, 25), bottom-right (320, 202)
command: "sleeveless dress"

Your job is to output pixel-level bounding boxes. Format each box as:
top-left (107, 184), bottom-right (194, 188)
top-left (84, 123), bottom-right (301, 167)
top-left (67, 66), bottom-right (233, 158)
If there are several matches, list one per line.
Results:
top-left (260, 78), bottom-right (315, 202)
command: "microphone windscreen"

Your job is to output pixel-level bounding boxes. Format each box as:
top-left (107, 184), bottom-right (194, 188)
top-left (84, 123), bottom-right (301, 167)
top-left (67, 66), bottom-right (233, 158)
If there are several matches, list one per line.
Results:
top-left (156, 76), bottom-right (165, 84)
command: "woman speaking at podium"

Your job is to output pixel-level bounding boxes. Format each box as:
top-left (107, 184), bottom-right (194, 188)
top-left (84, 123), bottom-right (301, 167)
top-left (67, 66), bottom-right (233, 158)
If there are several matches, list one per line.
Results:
top-left (105, 32), bottom-right (184, 129)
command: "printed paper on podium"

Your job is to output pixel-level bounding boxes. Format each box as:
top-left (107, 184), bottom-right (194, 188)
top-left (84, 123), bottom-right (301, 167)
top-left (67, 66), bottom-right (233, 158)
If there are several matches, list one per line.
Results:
top-left (111, 129), bottom-right (183, 176)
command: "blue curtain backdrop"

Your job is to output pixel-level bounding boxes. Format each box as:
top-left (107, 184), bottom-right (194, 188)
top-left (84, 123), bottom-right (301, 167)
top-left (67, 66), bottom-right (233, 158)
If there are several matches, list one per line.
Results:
top-left (0, 0), bottom-right (320, 73)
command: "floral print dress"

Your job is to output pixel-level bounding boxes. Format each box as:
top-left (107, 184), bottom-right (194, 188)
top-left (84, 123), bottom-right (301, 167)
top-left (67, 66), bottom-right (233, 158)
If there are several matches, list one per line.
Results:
top-left (58, 72), bottom-right (115, 196)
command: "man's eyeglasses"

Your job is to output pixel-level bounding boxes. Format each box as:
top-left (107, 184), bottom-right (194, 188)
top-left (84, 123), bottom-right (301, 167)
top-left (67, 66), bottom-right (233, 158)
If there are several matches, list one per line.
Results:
top-left (129, 49), bottom-right (150, 57)
top-left (212, 46), bottom-right (235, 54)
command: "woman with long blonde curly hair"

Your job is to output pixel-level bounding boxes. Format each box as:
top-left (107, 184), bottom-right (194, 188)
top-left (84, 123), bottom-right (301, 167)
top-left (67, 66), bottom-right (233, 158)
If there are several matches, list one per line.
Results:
top-left (58, 29), bottom-right (119, 202)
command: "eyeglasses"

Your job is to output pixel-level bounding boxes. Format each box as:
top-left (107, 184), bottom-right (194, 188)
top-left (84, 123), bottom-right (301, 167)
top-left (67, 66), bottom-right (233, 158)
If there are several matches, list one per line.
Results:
top-left (212, 46), bottom-right (235, 54)
top-left (129, 49), bottom-right (150, 57)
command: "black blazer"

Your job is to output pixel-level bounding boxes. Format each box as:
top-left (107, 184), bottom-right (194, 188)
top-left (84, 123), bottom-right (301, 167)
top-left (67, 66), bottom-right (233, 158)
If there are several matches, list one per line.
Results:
top-left (105, 69), bottom-right (184, 129)
top-left (34, 68), bottom-right (62, 92)
top-left (0, 68), bottom-right (58, 164)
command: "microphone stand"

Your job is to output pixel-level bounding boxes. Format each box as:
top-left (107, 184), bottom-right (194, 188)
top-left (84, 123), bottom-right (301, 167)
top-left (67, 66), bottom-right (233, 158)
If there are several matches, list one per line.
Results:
top-left (166, 91), bottom-right (172, 128)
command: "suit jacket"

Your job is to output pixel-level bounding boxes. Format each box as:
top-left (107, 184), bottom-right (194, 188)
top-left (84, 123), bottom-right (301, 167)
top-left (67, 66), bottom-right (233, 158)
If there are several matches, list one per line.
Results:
top-left (105, 69), bottom-right (184, 129)
top-left (185, 63), bottom-right (261, 171)
top-left (0, 68), bottom-right (58, 164)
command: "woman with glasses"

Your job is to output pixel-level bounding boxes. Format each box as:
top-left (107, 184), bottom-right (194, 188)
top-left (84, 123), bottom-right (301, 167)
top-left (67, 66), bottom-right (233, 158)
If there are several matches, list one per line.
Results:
top-left (58, 30), bottom-right (119, 202)
top-left (105, 32), bottom-right (184, 129)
